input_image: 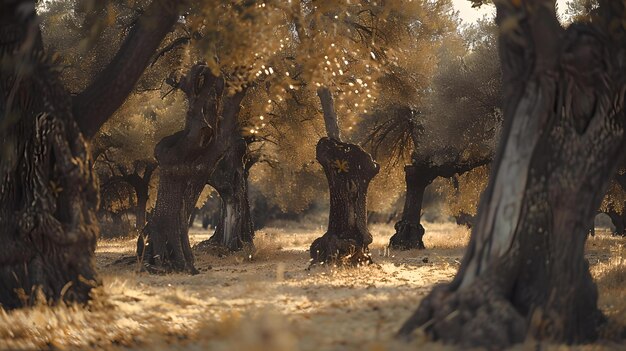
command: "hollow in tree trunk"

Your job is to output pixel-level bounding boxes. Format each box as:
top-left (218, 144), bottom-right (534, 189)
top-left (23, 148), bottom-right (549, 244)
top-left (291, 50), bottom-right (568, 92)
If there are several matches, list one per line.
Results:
top-left (202, 139), bottom-right (254, 251)
top-left (398, 1), bottom-right (625, 348)
top-left (310, 137), bottom-right (380, 265)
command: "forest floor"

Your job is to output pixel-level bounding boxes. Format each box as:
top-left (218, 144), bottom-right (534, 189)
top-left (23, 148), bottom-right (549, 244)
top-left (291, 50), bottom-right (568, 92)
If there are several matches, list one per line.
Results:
top-left (1, 222), bottom-right (625, 351)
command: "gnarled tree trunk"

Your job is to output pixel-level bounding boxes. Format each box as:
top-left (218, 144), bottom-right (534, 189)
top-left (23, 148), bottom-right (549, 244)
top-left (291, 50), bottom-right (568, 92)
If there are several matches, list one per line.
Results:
top-left (140, 155), bottom-right (206, 273)
top-left (202, 139), bottom-right (254, 251)
top-left (139, 65), bottom-right (247, 273)
top-left (0, 0), bottom-right (180, 308)
top-left (310, 137), bottom-right (380, 265)
top-left (0, 0), bottom-right (185, 308)
top-left (309, 87), bottom-right (380, 265)
top-left (398, 1), bottom-right (625, 348)
top-left (0, 46), bottom-right (100, 310)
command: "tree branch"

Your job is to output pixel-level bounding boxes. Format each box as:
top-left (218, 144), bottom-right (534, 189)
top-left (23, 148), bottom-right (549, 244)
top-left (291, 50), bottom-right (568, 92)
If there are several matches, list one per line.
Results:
top-left (73, 0), bottom-right (186, 138)
top-left (150, 35), bottom-right (191, 67)
top-left (317, 87), bottom-right (342, 141)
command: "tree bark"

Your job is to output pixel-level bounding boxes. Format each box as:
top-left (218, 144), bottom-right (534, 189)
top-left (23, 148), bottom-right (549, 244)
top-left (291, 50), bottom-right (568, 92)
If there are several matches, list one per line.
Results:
top-left (388, 165), bottom-right (430, 250)
top-left (139, 158), bottom-right (206, 273)
top-left (397, 0), bottom-right (625, 347)
top-left (138, 65), bottom-right (247, 273)
top-left (188, 208), bottom-right (197, 228)
top-left (310, 137), bottom-right (380, 265)
top-left (309, 87), bottom-right (380, 265)
top-left (201, 139), bottom-right (254, 251)
top-left (0, 4), bottom-right (99, 309)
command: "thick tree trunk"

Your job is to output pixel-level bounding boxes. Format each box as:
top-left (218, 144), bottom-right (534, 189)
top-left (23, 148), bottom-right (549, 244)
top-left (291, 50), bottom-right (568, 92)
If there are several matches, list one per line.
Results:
top-left (398, 1), bottom-right (625, 348)
top-left (201, 139), bottom-right (254, 251)
top-left (139, 157), bottom-right (205, 273)
top-left (0, 5), bottom-right (99, 308)
top-left (310, 137), bottom-right (380, 265)
top-left (388, 165), bottom-right (430, 250)
top-left (138, 65), bottom-right (246, 273)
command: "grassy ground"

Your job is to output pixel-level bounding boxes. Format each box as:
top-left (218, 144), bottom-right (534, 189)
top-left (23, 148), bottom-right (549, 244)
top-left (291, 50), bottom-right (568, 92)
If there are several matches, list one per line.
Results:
top-left (0, 222), bottom-right (624, 350)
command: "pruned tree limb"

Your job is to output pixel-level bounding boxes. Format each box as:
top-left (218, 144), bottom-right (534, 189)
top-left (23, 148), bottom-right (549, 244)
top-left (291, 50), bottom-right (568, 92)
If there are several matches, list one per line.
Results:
top-left (317, 87), bottom-right (342, 141)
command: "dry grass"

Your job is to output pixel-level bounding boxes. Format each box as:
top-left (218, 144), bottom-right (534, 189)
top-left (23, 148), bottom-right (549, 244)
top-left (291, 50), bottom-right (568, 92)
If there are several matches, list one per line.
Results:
top-left (0, 223), bottom-right (624, 350)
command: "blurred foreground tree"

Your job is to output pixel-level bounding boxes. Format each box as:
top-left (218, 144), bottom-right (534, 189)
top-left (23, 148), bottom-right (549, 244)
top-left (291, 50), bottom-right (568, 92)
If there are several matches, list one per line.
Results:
top-left (398, 0), bottom-right (626, 347)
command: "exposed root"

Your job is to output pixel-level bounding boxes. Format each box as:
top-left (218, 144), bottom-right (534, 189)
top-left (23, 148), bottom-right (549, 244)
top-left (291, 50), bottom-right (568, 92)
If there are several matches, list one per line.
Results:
top-left (398, 280), bottom-right (526, 350)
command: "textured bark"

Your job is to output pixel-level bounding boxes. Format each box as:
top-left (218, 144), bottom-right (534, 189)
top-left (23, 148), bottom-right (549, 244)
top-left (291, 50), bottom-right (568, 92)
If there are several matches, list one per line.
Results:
top-left (201, 139), bottom-right (254, 251)
top-left (188, 209), bottom-right (197, 228)
top-left (139, 65), bottom-right (247, 273)
top-left (398, 1), bottom-right (625, 348)
top-left (139, 160), bottom-right (205, 273)
top-left (310, 137), bottom-right (380, 265)
top-left (0, 4), bottom-right (99, 309)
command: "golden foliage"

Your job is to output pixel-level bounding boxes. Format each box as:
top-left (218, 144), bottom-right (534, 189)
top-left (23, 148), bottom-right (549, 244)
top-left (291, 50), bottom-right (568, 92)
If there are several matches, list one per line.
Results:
top-left (600, 181), bottom-right (626, 214)
top-left (436, 165), bottom-right (490, 217)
